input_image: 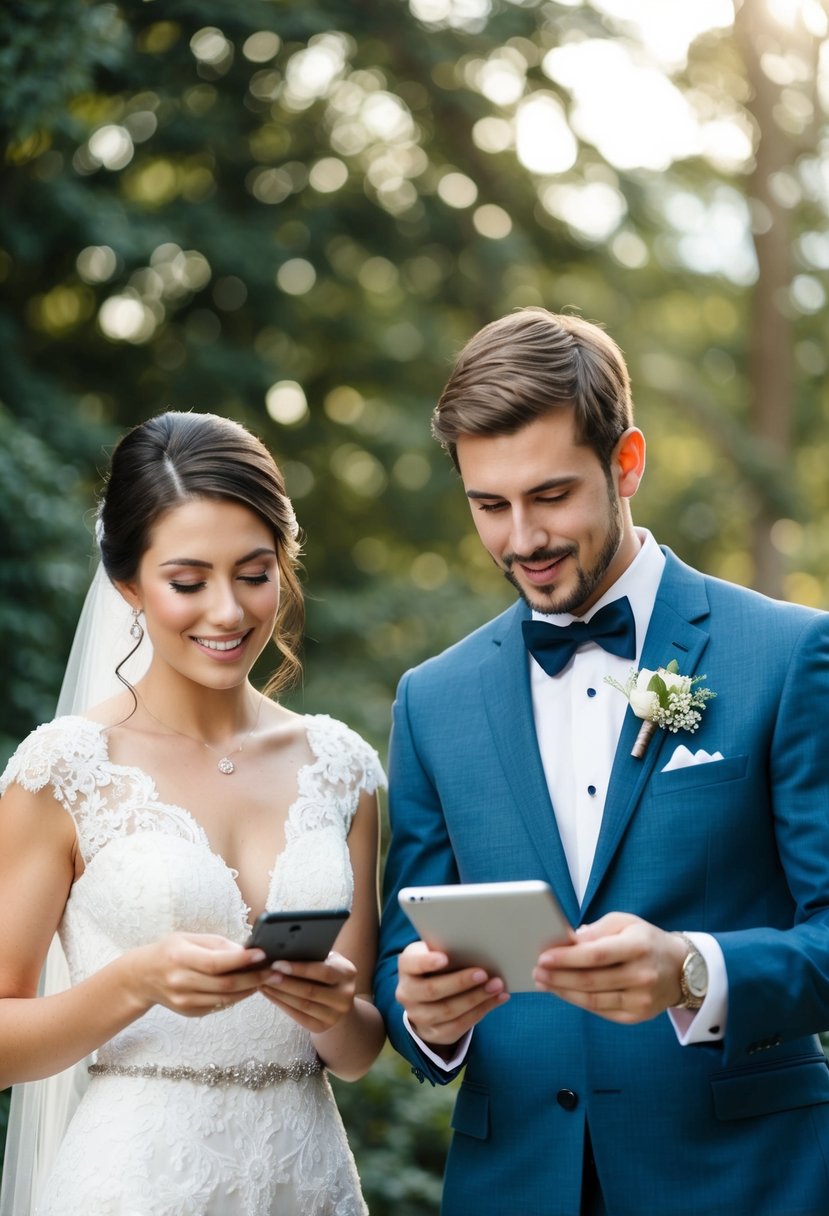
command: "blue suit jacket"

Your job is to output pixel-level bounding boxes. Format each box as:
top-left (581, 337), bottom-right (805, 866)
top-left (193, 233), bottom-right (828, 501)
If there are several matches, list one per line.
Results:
top-left (375, 550), bottom-right (829, 1216)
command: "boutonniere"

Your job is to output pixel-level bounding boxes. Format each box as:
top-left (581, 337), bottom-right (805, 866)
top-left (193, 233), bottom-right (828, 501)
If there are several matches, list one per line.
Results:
top-left (605, 659), bottom-right (716, 759)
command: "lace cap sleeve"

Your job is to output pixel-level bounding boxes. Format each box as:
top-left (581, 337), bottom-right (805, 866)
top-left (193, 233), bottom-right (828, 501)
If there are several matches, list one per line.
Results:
top-left (348, 727), bottom-right (386, 796)
top-left (0, 716), bottom-right (107, 808)
top-left (307, 715), bottom-right (386, 801)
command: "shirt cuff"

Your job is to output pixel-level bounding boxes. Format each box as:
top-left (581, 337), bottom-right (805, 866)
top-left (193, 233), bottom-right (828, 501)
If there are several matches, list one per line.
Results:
top-left (403, 1010), bottom-right (473, 1071)
top-left (668, 931), bottom-right (727, 1044)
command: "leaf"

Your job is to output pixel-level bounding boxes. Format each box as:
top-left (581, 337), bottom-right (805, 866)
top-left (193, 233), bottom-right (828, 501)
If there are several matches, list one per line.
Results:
top-left (647, 672), bottom-right (669, 708)
top-left (665, 659), bottom-right (680, 674)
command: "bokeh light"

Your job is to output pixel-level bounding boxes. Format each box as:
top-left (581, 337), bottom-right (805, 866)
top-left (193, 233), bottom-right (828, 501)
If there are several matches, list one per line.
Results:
top-left (266, 381), bottom-right (309, 426)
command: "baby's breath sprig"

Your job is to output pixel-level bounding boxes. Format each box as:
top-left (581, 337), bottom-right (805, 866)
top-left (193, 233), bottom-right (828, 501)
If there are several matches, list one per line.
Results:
top-left (605, 659), bottom-right (716, 759)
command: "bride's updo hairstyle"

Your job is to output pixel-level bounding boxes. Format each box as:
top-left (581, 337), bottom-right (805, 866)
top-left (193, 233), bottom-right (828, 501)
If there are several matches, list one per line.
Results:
top-left (98, 410), bottom-right (304, 695)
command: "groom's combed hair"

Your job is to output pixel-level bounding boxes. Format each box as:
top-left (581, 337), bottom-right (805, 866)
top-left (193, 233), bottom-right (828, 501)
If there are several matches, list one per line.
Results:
top-left (98, 410), bottom-right (304, 695)
top-left (432, 308), bottom-right (634, 470)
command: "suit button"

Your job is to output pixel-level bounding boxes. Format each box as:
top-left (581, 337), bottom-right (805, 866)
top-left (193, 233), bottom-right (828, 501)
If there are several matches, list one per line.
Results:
top-left (557, 1089), bottom-right (579, 1111)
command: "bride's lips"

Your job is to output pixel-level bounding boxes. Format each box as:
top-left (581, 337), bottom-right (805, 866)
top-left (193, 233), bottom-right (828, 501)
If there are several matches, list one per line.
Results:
top-left (515, 555), bottom-right (569, 586)
top-left (190, 629), bottom-right (253, 660)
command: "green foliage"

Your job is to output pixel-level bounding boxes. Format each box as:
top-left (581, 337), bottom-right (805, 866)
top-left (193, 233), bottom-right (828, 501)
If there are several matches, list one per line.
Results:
top-left (330, 1048), bottom-right (457, 1216)
top-left (0, 403), bottom-right (114, 761)
top-left (648, 672), bottom-right (669, 707)
top-left (0, 0), bottom-right (121, 140)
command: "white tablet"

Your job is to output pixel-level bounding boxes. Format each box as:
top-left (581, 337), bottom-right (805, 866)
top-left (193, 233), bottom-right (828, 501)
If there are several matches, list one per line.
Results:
top-left (397, 879), bottom-right (575, 993)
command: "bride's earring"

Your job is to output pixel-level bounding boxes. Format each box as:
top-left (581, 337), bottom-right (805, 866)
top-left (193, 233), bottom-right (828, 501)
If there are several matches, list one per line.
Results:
top-left (129, 608), bottom-right (144, 642)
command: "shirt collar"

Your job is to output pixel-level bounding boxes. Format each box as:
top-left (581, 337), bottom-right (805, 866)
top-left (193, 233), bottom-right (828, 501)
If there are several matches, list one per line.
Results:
top-left (530, 529), bottom-right (664, 664)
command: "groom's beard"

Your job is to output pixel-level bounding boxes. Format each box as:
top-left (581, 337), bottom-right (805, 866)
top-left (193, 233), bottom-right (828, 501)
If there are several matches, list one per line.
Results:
top-left (502, 493), bottom-right (624, 617)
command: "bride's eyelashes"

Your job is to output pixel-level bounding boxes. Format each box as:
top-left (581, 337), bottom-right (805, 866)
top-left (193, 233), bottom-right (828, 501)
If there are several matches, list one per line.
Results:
top-left (168, 573), bottom-right (272, 594)
top-left (169, 582), bottom-right (204, 594)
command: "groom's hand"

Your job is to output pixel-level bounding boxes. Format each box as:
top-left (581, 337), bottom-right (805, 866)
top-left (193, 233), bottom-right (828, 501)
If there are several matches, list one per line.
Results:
top-left (396, 940), bottom-right (509, 1048)
top-left (532, 912), bottom-right (686, 1024)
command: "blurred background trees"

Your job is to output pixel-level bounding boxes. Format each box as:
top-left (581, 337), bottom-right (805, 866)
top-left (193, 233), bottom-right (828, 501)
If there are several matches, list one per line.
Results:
top-left (1, 0), bottom-right (827, 1208)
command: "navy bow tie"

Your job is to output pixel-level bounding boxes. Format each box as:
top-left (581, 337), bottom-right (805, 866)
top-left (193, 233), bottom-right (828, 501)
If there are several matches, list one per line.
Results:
top-left (522, 596), bottom-right (636, 677)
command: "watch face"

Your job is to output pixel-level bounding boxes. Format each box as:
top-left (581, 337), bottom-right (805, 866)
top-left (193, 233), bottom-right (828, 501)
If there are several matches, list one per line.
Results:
top-left (685, 951), bottom-right (708, 998)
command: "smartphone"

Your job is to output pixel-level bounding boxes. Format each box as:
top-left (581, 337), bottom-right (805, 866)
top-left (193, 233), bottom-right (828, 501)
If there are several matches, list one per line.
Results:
top-left (398, 879), bottom-right (574, 992)
top-left (240, 908), bottom-right (350, 969)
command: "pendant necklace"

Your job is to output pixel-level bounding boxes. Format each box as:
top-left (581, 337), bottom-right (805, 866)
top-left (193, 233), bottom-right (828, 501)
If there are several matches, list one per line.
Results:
top-left (140, 694), bottom-right (264, 776)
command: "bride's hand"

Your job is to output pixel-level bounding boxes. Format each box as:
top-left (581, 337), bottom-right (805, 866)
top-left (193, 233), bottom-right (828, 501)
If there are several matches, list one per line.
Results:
top-left (258, 950), bottom-right (357, 1032)
top-left (130, 932), bottom-right (267, 1018)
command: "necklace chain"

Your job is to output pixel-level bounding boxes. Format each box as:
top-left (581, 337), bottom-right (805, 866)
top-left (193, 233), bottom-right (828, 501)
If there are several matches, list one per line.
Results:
top-left (140, 694), bottom-right (263, 776)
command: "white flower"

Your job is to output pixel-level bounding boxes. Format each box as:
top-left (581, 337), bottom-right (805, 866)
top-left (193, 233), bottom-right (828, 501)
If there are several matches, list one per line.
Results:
top-left (605, 659), bottom-right (716, 759)
top-left (635, 666), bottom-right (691, 699)
top-left (629, 687), bottom-right (659, 719)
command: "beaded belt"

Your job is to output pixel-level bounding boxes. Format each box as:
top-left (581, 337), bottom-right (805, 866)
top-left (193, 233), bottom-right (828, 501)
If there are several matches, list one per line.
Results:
top-left (88, 1057), bottom-right (323, 1091)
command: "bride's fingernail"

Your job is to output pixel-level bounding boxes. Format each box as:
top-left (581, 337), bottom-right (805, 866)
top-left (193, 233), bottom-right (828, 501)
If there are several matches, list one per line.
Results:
top-left (248, 949), bottom-right (266, 963)
top-left (264, 971), bottom-right (284, 985)
top-left (271, 960), bottom-right (292, 975)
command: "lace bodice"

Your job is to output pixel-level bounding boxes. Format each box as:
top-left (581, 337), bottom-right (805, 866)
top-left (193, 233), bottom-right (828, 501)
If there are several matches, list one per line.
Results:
top-left (0, 713), bottom-right (384, 1215)
top-left (3, 711), bottom-right (382, 872)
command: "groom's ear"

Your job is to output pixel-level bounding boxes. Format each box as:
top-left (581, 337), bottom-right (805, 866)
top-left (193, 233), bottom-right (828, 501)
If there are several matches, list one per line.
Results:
top-left (614, 428), bottom-right (645, 499)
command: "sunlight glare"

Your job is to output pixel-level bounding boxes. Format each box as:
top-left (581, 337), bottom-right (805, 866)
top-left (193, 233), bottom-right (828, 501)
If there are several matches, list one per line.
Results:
top-left (309, 157), bottom-right (349, 193)
top-left (360, 93), bottom-right (415, 142)
top-left (190, 28), bottom-right (232, 68)
top-left (242, 31), bottom-right (281, 63)
top-left (98, 294), bottom-right (157, 343)
top-left (763, 0), bottom-right (821, 33)
top-left (791, 274), bottom-right (826, 314)
top-left (541, 181), bottom-right (626, 240)
top-left (478, 54), bottom-right (526, 106)
top-left (266, 381), bottom-right (309, 425)
top-left (409, 0), bottom-right (491, 30)
top-left (699, 117), bottom-right (753, 172)
top-left (611, 230), bottom-right (648, 268)
top-left (284, 35), bottom-right (349, 108)
top-left (590, 0), bottom-right (733, 67)
top-left (276, 259), bottom-right (317, 295)
top-left (472, 115), bottom-right (513, 154)
top-left (88, 125), bottom-right (134, 171)
top-left (664, 188), bottom-right (756, 284)
top-left (437, 171), bottom-right (478, 208)
top-left (515, 94), bottom-right (577, 174)
top-left (473, 204), bottom-right (512, 238)
top-left (76, 246), bottom-right (118, 284)
top-left (544, 41), bottom-right (701, 171)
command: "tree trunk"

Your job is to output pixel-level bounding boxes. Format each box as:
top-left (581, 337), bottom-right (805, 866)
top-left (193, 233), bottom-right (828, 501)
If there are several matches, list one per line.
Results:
top-left (733, 0), bottom-right (795, 598)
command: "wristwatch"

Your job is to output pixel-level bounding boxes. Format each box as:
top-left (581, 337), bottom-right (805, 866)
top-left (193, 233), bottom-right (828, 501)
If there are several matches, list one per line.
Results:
top-left (673, 932), bottom-right (708, 1011)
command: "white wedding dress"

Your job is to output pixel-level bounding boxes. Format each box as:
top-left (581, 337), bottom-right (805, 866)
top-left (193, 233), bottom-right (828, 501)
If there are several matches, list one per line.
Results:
top-left (0, 712), bottom-right (384, 1216)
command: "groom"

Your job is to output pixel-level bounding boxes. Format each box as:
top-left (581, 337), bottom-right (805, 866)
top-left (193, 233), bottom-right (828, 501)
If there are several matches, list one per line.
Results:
top-left (374, 309), bottom-right (829, 1216)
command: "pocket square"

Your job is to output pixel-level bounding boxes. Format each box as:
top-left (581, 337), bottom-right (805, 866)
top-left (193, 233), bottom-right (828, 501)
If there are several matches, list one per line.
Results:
top-left (661, 744), bottom-right (724, 773)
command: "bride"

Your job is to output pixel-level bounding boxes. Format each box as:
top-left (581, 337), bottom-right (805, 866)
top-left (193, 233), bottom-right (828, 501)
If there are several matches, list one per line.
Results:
top-left (0, 410), bottom-right (385, 1214)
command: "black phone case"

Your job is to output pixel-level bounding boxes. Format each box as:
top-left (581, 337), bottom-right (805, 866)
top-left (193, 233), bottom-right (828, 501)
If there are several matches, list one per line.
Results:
top-left (243, 908), bottom-right (350, 965)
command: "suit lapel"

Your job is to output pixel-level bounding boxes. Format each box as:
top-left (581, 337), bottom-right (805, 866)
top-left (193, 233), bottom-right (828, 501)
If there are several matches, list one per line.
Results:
top-left (580, 551), bottom-right (712, 915)
top-left (478, 603), bottom-right (581, 926)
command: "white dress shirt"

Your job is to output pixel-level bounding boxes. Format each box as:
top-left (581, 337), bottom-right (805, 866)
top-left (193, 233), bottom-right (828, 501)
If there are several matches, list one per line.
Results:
top-left (408, 530), bottom-right (726, 1069)
top-left (530, 530), bottom-right (664, 904)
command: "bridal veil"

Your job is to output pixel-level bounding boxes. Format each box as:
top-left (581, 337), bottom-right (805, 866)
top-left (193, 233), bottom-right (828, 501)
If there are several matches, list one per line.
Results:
top-left (0, 561), bottom-right (151, 1215)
